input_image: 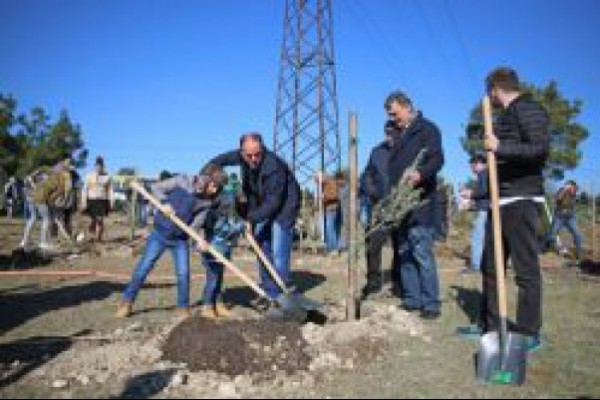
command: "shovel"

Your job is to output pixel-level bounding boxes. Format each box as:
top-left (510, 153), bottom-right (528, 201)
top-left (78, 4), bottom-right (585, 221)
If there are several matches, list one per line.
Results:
top-left (244, 230), bottom-right (323, 313)
top-left (129, 181), bottom-right (309, 323)
top-left (476, 96), bottom-right (528, 385)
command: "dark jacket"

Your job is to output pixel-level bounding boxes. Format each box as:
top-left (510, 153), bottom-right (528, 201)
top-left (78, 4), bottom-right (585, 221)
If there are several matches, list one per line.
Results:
top-left (554, 187), bottom-right (577, 217)
top-left (387, 113), bottom-right (445, 227)
top-left (208, 150), bottom-right (301, 229)
top-left (360, 140), bottom-right (392, 205)
top-left (495, 94), bottom-right (550, 197)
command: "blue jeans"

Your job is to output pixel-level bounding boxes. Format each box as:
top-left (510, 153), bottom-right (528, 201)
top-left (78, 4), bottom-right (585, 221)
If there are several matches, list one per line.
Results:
top-left (547, 213), bottom-right (583, 259)
top-left (359, 197), bottom-right (372, 229)
top-left (136, 203), bottom-right (148, 228)
top-left (24, 198), bottom-right (34, 220)
top-left (255, 221), bottom-right (294, 299)
top-left (325, 208), bottom-right (342, 252)
top-left (123, 231), bottom-right (190, 308)
top-left (201, 236), bottom-right (231, 306)
top-left (471, 210), bottom-right (487, 271)
top-left (396, 226), bottom-right (440, 312)
top-left (21, 203), bottom-right (50, 247)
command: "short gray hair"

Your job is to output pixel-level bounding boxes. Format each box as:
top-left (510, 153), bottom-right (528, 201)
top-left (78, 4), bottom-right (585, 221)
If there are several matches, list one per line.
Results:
top-left (384, 91), bottom-right (413, 110)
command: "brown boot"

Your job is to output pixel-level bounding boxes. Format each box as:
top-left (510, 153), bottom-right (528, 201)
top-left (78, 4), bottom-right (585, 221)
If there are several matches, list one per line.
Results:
top-left (214, 303), bottom-right (232, 319)
top-left (115, 301), bottom-right (133, 318)
top-left (199, 305), bottom-right (219, 320)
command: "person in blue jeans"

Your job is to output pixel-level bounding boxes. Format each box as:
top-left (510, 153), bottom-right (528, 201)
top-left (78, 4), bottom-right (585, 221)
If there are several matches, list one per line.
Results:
top-left (460, 153), bottom-right (489, 273)
top-left (116, 167), bottom-right (228, 319)
top-left (324, 208), bottom-right (341, 253)
top-left (321, 172), bottom-right (343, 254)
top-left (545, 180), bottom-right (583, 262)
top-left (206, 132), bottom-right (301, 303)
top-left (385, 90), bottom-right (445, 320)
top-left (199, 185), bottom-right (246, 319)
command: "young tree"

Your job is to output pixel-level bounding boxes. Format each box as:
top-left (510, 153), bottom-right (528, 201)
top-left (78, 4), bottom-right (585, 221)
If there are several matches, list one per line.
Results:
top-left (461, 81), bottom-right (589, 181)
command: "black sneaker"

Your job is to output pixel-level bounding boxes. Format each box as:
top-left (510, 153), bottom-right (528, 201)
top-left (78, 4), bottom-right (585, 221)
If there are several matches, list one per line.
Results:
top-left (361, 284), bottom-right (383, 300)
top-left (420, 309), bottom-right (441, 320)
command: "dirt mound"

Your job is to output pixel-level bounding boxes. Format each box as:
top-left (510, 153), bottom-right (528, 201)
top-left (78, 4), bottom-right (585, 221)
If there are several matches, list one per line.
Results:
top-left (162, 318), bottom-right (311, 378)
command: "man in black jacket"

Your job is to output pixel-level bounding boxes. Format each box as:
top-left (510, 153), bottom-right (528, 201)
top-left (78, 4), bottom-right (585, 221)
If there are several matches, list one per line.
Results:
top-left (386, 91), bottom-right (445, 320)
top-left (482, 67), bottom-right (549, 351)
top-left (206, 133), bottom-right (301, 300)
top-left (360, 122), bottom-right (395, 298)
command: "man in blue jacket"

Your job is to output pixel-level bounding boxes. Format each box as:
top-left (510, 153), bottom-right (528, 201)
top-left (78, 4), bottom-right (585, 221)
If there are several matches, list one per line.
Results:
top-left (206, 132), bottom-right (301, 301)
top-left (386, 91), bottom-right (445, 320)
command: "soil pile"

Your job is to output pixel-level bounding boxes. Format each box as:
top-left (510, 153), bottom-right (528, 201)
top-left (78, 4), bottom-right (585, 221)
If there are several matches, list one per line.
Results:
top-left (162, 318), bottom-right (311, 377)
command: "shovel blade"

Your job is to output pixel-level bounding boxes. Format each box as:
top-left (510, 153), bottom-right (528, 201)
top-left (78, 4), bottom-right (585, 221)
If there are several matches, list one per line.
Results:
top-left (265, 306), bottom-right (308, 323)
top-left (286, 293), bottom-right (323, 311)
top-left (264, 294), bottom-right (309, 323)
top-left (476, 331), bottom-right (528, 385)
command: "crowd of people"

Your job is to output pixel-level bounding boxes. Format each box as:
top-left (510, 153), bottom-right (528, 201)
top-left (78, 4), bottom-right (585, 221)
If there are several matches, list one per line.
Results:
top-left (2, 66), bottom-right (589, 351)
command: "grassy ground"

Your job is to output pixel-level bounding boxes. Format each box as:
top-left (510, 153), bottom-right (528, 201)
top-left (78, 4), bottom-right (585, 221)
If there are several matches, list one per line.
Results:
top-left (0, 214), bottom-right (599, 398)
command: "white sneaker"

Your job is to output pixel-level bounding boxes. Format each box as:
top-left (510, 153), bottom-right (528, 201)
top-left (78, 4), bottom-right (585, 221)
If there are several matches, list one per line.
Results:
top-left (75, 232), bottom-right (86, 243)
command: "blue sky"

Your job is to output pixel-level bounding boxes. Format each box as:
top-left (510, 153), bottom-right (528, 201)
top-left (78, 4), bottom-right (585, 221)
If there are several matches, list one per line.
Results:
top-left (1, 0), bottom-right (599, 190)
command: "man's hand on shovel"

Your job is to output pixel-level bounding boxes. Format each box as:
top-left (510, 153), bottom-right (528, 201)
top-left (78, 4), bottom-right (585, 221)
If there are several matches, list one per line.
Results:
top-left (162, 204), bottom-right (176, 218)
top-left (485, 131), bottom-right (500, 153)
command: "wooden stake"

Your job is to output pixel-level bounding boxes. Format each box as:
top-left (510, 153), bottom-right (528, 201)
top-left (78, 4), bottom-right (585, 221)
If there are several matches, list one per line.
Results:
top-left (347, 112), bottom-right (359, 321)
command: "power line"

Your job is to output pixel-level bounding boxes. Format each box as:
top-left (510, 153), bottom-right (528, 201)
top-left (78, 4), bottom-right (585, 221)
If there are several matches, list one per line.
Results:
top-left (344, 0), bottom-right (404, 78)
top-left (442, 0), bottom-right (478, 85)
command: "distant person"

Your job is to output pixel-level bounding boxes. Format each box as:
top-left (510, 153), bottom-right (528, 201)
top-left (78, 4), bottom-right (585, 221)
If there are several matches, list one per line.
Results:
top-left (4, 177), bottom-right (19, 218)
top-left (56, 167), bottom-right (81, 238)
top-left (206, 132), bottom-right (301, 303)
top-left (459, 153), bottom-right (489, 273)
top-left (135, 179), bottom-right (153, 229)
top-left (434, 183), bottom-right (449, 242)
top-left (20, 168), bottom-right (48, 248)
top-left (545, 180), bottom-right (583, 263)
top-left (116, 166), bottom-right (231, 319)
top-left (20, 160), bottom-right (73, 251)
top-left (386, 90), bottom-right (445, 320)
top-left (316, 170), bottom-right (343, 255)
top-left (82, 156), bottom-right (114, 242)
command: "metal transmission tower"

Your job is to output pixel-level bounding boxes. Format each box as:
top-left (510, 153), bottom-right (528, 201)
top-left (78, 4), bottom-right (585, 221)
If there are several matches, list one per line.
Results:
top-left (273, 0), bottom-right (341, 185)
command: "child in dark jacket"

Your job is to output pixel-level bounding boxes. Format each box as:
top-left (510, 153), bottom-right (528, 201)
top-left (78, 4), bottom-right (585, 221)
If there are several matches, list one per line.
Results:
top-left (198, 182), bottom-right (247, 319)
top-left (116, 166), bottom-right (228, 319)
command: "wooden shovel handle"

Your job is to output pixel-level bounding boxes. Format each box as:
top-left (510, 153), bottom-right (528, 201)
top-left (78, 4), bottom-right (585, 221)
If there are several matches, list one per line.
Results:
top-left (129, 181), bottom-right (268, 299)
top-left (482, 96), bottom-right (508, 321)
top-left (245, 230), bottom-right (290, 294)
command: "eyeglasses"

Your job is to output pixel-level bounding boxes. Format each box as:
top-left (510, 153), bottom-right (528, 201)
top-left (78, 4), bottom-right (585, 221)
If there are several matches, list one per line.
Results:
top-left (243, 151), bottom-right (263, 161)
